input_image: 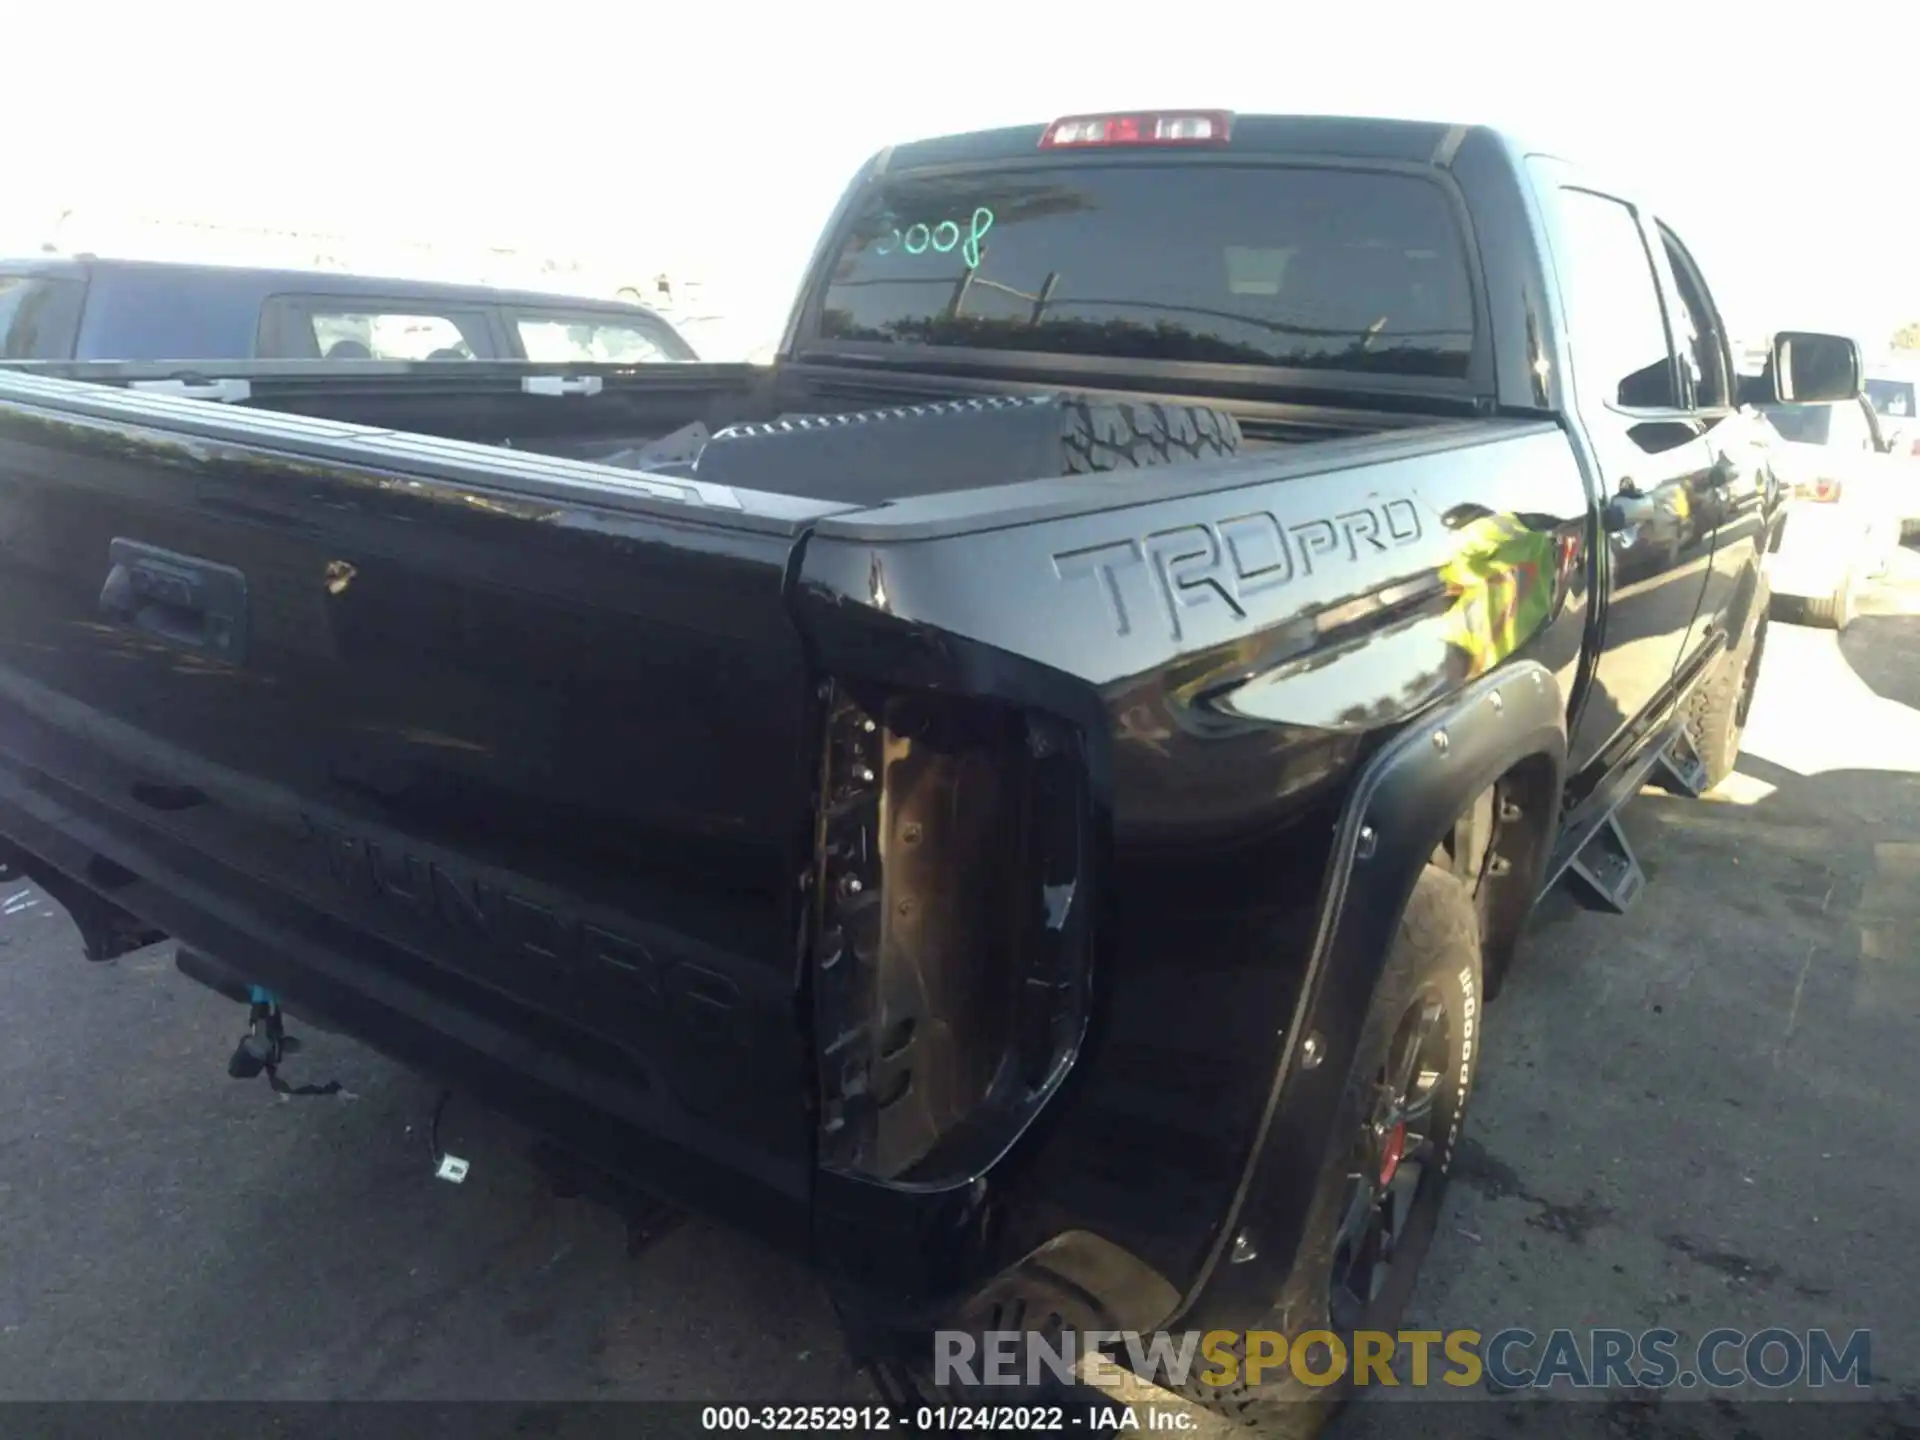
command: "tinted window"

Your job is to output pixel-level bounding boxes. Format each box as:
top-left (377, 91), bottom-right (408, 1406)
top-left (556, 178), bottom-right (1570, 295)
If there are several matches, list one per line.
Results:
top-left (259, 300), bottom-right (493, 360)
top-left (1555, 191), bottom-right (1676, 408)
top-left (316, 310), bottom-right (478, 360)
top-left (1654, 228), bottom-right (1729, 409)
top-left (814, 165), bottom-right (1476, 378)
top-left (1866, 378), bottom-right (1916, 418)
top-left (514, 312), bottom-right (693, 363)
top-left (0, 275), bottom-right (83, 359)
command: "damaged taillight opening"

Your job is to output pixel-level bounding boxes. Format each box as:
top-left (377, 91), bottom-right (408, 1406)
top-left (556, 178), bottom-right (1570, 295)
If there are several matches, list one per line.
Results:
top-left (811, 682), bottom-right (1092, 1187)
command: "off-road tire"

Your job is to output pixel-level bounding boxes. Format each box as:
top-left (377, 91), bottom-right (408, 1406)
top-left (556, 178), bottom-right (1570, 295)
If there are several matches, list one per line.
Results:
top-left (1682, 578), bottom-right (1770, 792)
top-left (1174, 866), bottom-right (1483, 1438)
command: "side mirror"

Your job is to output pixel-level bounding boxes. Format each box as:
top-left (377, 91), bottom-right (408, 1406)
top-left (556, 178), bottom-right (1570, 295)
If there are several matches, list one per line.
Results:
top-left (1769, 331), bottom-right (1862, 404)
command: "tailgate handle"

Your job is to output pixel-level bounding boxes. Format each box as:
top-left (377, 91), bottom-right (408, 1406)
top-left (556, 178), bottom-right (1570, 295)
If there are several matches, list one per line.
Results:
top-left (99, 539), bottom-right (250, 665)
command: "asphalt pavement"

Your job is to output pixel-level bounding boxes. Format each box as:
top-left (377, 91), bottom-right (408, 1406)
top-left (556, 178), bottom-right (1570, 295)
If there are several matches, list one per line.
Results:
top-left (3, 551), bottom-right (1918, 1432)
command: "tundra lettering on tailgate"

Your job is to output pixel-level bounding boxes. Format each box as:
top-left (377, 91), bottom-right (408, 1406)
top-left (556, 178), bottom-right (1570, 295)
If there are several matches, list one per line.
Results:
top-left (1054, 496), bottom-right (1422, 641)
top-left (299, 815), bottom-right (747, 1065)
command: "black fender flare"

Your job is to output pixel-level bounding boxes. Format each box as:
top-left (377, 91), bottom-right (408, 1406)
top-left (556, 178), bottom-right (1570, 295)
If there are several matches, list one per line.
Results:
top-left (1172, 659), bottom-right (1567, 1332)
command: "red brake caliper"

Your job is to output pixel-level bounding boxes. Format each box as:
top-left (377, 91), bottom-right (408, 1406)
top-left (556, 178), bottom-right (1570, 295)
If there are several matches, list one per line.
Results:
top-left (1379, 1122), bottom-right (1408, 1186)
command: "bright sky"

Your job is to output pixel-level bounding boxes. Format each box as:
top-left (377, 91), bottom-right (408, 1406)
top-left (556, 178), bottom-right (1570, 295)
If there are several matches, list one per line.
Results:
top-left (8, 1), bottom-right (1914, 353)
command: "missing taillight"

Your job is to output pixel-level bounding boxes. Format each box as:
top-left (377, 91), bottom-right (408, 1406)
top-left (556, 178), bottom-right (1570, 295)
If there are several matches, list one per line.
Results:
top-left (811, 683), bottom-right (1092, 1185)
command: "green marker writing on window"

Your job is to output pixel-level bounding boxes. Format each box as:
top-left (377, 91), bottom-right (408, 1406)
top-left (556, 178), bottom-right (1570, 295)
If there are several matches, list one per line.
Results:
top-left (873, 207), bottom-right (995, 268)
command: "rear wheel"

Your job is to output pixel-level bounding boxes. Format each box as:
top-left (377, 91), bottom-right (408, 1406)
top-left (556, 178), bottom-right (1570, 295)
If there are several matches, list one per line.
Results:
top-left (1176, 866), bottom-right (1482, 1437)
top-left (1683, 580), bottom-right (1769, 792)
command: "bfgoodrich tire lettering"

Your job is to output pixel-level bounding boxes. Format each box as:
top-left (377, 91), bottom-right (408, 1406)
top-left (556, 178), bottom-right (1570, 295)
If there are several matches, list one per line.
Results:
top-left (1176, 865), bottom-right (1483, 1437)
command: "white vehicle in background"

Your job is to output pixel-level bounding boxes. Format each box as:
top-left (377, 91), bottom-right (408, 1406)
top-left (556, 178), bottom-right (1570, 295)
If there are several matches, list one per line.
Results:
top-left (1863, 358), bottom-right (1920, 538)
top-left (1759, 393), bottom-right (1906, 629)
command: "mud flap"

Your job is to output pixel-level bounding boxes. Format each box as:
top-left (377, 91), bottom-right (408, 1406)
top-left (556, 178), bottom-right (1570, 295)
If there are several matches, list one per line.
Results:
top-left (0, 846), bottom-right (165, 961)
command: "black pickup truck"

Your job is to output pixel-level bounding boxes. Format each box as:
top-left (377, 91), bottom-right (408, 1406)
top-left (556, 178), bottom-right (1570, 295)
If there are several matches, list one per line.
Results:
top-left (0, 112), bottom-right (1857, 1430)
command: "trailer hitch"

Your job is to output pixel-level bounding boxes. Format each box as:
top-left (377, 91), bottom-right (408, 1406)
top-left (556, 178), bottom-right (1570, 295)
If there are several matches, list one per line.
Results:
top-left (226, 985), bottom-right (341, 1097)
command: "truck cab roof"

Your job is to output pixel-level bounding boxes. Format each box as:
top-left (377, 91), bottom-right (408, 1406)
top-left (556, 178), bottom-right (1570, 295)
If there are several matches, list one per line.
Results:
top-left (876, 112), bottom-right (1487, 169)
top-left (0, 256), bottom-right (698, 364)
top-left (0, 254), bottom-right (670, 315)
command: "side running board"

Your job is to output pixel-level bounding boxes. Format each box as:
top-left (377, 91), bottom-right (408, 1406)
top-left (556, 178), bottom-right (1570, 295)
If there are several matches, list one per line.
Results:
top-left (1564, 813), bottom-right (1646, 914)
top-left (1649, 729), bottom-right (1710, 799)
top-left (1548, 724), bottom-right (1702, 915)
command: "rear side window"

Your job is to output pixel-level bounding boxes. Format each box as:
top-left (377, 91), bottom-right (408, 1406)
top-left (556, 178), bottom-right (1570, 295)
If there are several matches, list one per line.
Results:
top-left (0, 275), bottom-right (84, 359)
top-left (260, 298), bottom-right (493, 360)
top-left (813, 164), bottom-right (1477, 378)
top-left (512, 311), bottom-right (695, 363)
top-left (1553, 190), bottom-right (1676, 409)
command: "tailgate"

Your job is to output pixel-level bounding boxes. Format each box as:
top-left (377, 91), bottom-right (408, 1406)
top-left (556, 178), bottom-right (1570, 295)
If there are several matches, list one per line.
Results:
top-left (0, 375), bottom-right (834, 1234)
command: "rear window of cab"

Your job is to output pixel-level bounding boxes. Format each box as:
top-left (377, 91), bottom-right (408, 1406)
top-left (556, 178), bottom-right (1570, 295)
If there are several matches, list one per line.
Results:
top-left (813, 164), bottom-right (1476, 379)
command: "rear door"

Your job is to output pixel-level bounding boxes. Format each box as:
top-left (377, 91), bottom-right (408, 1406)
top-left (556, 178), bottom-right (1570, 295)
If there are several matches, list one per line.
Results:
top-left (0, 377), bottom-right (828, 1229)
top-left (1646, 218), bottom-right (1776, 668)
top-left (1545, 185), bottom-right (1717, 777)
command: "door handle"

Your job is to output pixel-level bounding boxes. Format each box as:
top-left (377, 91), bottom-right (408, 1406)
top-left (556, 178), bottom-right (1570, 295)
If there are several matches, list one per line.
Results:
top-left (99, 538), bottom-right (250, 664)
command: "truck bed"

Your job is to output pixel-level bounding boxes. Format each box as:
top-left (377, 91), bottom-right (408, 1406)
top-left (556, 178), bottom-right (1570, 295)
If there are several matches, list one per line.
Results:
top-left (0, 358), bottom-right (1452, 500)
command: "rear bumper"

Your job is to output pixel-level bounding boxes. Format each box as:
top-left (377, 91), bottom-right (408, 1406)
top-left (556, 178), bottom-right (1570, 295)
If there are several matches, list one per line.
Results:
top-left (0, 734), bottom-right (816, 1254)
top-left (0, 698), bottom-right (1257, 1345)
